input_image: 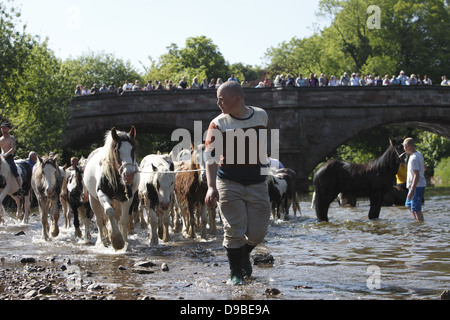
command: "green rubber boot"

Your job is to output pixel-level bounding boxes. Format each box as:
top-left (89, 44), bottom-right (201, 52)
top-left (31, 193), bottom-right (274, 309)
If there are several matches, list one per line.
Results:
top-left (226, 247), bottom-right (244, 285)
top-left (242, 244), bottom-right (256, 278)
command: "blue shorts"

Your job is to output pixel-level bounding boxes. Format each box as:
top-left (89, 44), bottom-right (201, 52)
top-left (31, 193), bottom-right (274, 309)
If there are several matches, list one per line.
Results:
top-left (405, 187), bottom-right (425, 212)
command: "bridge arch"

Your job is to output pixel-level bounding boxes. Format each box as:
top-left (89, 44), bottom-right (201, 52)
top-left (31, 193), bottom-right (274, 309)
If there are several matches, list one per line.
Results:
top-left (64, 86), bottom-right (450, 190)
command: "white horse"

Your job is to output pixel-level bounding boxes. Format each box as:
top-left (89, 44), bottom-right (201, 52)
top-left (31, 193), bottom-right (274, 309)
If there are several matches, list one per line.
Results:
top-left (83, 126), bottom-right (139, 251)
top-left (0, 158), bottom-right (32, 225)
top-left (138, 154), bottom-right (175, 245)
top-left (31, 156), bottom-right (64, 240)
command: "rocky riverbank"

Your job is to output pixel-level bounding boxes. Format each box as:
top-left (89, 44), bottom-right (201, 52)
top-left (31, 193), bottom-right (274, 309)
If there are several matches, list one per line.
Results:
top-left (0, 256), bottom-right (160, 300)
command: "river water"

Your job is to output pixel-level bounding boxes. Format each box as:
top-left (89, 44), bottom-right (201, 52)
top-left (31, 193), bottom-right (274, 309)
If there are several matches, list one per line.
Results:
top-left (0, 188), bottom-right (448, 300)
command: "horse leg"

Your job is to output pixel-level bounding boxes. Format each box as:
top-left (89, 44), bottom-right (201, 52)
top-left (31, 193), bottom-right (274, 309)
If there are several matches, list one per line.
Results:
top-left (50, 200), bottom-right (60, 238)
top-left (89, 195), bottom-right (109, 247)
top-left (98, 190), bottom-right (124, 251)
top-left (159, 208), bottom-right (171, 243)
top-left (171, 196), bottom-right (182, 233)
top-left (187, 202), bottom-right (196, 239)
top-left (0, 189), bottom-right (10, 225)
top-left (147, 202), bottom-right (158, 246)
top-left (369, 194), bottom-right (383, 220)
top-left (82, 203), bottom-right (93, 243)
top-left (118, 199), bottom-right (133, 250)
top-left (313, 190), bottom-right (334, 222)
top-left (207, 206), bottom-right (217, 235)
top-left (282, 195), bottom-right (289, 220)
top-left (196, 203), bottom-right (207, 240)
top-left (70, 202), bottom-right (81, 238)
top-left (22, 194), bottom-right (31, 224)
top-left (61, 196), bottom-right (69, 229)
top-left (39, 199), bottom-right (50, 240)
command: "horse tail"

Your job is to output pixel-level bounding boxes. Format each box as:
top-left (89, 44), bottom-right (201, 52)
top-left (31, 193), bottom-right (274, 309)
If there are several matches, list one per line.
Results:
top-left (293, 192), bottom-right (301, 216)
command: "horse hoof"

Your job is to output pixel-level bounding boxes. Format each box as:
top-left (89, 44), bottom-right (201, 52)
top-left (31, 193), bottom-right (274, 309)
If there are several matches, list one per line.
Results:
top-left (110, 235), bottom-right (125, 251)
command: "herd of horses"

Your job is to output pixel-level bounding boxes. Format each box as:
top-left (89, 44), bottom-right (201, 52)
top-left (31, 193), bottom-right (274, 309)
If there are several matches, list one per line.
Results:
top-left (0, 127), bottom-right (407, 251)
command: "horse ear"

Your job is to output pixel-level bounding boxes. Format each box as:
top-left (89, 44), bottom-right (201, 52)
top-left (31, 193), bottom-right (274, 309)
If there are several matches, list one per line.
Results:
top-left (152, 164), bottom-right (157, 172)
top-left (111, 127), bottom-right (119, 142)
top-left (38, 156), bottom-right (43, 164)
top-left (129, 126), bottom-right (136, 140)
top-left (389, 138), bottom-right (394, 146)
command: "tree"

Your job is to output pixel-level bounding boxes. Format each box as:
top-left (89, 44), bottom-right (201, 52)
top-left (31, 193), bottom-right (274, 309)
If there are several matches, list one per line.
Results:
top-left (266, 0), bottom-right (450, 81)
top-left (61, 51), bottom-right (143, 92)
top-left (144, 36), bottom-right (229, 84)
top-left (1, 2), bottom-right (72, 157)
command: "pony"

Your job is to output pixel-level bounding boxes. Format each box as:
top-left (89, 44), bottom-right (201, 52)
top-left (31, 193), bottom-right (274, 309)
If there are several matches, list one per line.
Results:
top-left (31, 156), bottom-right (64, 240)
top-left (83, 126), bottom-right (139, 250)
top-left (66, 164), bottom-right (92, 242)
top-left (0, 158), bottom-right (32, 224)
top-left (138, 154), bottom-right (175, 245)
top-left (173, 143), bottom-right (209, 239)
top-left (267, 167), bottom-right (301, 220)
top-left (312, 138), bottom-right (406, 222)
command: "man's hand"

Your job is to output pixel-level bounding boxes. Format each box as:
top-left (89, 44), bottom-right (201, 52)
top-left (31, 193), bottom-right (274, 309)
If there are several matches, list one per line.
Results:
top-left (205, 187), bottom-right (219, 208)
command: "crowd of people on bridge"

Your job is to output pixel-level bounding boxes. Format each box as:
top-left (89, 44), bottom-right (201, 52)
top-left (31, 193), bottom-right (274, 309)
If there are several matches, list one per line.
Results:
top-left (271, 70), bottom-right (437, 88)
top-left (74, 70), bottom-right (448, 96)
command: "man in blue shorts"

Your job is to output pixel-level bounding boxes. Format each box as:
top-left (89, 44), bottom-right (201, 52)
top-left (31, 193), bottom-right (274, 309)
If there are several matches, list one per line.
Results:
top-left (403, 138), bottom-right (426, 222)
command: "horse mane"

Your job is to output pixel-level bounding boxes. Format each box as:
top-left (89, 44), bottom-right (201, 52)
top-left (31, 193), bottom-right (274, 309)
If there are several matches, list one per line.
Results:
top-left (347, 143), bottom-right (399, 180)
top-left (101, 129), bottom-right (135, 188)
top-left (367, 145), bottom-right (396, 171)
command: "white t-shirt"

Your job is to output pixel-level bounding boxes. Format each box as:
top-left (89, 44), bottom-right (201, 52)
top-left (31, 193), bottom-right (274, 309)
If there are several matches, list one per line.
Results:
top-left (407, 151), bottom-right (426, 189)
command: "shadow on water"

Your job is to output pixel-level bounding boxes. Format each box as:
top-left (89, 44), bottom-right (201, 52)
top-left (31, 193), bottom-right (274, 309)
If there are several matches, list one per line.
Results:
top-left (0, 188), bottom-right (448, 300)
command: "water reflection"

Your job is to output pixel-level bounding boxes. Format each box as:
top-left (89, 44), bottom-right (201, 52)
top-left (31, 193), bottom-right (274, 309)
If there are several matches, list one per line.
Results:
top-left (0, 189), bottom-right (448, 300)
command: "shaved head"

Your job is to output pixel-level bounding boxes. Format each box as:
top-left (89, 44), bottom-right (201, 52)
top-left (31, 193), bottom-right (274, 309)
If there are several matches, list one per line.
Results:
top-left (218, 81), bottom-right (245, 102)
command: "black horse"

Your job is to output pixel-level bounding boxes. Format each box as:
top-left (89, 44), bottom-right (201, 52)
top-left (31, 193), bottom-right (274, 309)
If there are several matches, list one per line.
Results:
top-left (313, 138), bottom-right (406, 222)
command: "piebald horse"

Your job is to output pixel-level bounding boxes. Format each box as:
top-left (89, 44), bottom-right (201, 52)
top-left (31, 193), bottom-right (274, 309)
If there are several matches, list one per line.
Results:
top-left (83, 126), bottom-right (139, 251)
top-left (0, 158), bottom-right (32, 224)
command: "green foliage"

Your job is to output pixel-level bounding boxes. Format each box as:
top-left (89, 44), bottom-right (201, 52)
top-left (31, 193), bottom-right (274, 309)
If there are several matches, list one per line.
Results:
top-left (433, 157), bottom-right (450, 186)
top-left (416, 131), bottom-right (450, 178)
top-left (6, 40), bottom-right (72, 157)
top-left (265, 0), bottom-right (450, 81)
top-left (62, 51), bottom-right (143, 92)
top-left (145, 36), bottom-right (229, 85)
top-left (1, 2), bottom-right (71, 157)
top-left (144, 36), bottom-right (264, 85)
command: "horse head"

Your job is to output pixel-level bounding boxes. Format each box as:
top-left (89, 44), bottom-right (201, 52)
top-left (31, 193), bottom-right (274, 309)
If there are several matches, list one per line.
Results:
top-left (390, 137), bottom-right (408, 164)
top-left (37, 156), bottom-right (60, 198)
top-left (151, 158), bottom-right (175, 211)
top-left (109, 126), bottom-right (138, 186)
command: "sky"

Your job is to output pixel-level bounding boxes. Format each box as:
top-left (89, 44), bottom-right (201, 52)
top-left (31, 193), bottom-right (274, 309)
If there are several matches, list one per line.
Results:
top-left (11, 0), bottom-right (326, 73)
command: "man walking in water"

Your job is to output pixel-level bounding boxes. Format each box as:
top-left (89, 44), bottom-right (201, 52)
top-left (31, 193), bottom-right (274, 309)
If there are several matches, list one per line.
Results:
top-left (0, 123), bottom-right (23, 194)
top-left (204, 81), bottom-right (271, 285)
top-left (403, 137), bottom-right (426, 222)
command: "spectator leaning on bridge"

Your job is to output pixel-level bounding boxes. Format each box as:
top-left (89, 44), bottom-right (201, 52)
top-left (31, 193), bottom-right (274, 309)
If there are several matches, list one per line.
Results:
top-left (340, 72), bottom-right (350, 86)
top-left (123, 80), bottom-right (133, 92)
top-left (204, 81), bottom-right (271, 286)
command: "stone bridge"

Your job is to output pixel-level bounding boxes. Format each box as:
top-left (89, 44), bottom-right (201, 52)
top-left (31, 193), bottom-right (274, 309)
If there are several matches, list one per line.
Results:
top-left (64, 86), bottom-right (450, 190)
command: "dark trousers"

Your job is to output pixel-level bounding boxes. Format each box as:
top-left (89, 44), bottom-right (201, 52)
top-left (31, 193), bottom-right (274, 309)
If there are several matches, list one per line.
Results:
top-left (5, 155), bottom-right (19, 178)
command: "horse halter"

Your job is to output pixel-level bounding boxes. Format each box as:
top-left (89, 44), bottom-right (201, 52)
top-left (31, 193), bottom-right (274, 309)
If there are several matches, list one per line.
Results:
top-left (113, 141), bottom-right (138, 175)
